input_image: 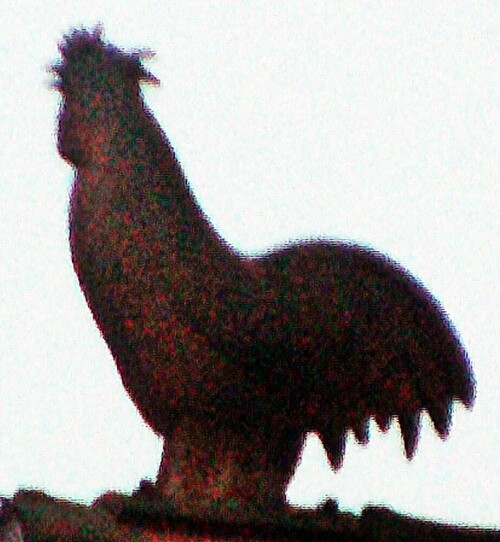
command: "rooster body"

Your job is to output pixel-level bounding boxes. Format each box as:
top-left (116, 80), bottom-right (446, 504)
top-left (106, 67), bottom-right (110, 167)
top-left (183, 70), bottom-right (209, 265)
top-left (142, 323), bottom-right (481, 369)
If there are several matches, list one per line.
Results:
top-left (55, 29), bottom-right (474, 521)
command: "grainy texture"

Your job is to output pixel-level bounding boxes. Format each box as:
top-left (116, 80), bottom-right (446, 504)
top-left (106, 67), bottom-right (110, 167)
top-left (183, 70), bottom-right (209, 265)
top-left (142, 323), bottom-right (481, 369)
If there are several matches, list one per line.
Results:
top-left (54, 27), bottom-right (475, 523)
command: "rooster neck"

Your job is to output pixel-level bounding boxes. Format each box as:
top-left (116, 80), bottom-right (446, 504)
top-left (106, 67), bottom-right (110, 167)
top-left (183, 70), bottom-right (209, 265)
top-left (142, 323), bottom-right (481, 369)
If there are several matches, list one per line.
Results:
top-left (68, 90), bottom-right (259, 340)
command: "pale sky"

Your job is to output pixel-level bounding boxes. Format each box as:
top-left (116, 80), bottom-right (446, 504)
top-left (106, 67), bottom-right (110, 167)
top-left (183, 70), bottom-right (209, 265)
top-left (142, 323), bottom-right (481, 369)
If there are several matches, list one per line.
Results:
top-left (1, 1), bottom-right (498, 530)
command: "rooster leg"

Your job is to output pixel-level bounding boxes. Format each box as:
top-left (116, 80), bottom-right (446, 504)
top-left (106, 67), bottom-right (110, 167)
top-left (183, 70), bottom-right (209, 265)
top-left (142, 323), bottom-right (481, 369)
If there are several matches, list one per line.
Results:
top-left (156, 420), bottom-right (303, 523)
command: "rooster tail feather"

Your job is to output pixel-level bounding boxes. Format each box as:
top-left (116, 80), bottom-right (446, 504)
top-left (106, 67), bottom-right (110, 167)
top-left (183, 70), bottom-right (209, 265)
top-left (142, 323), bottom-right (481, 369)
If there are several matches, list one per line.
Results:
top-left (374, 412), bottom-right (392, 433)
top-left (321, 429), bottom-right (347, 471)
top-left (428, 399), bottom-right (452, 439)
top-left (353, 417), bottom-right (370, 445)
top-left (398, 411), bottom-right (421, 459)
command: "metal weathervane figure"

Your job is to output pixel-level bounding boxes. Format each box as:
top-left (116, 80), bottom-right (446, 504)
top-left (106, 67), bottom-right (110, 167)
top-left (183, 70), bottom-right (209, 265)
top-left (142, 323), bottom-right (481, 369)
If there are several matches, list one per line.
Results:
top-left (54, 27), bottom-right (475, 523)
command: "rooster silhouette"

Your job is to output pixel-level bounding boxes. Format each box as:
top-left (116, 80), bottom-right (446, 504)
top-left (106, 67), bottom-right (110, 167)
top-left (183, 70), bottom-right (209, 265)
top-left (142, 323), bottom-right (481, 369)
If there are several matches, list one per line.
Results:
top-left (54, 28), bottom-right (475, 522)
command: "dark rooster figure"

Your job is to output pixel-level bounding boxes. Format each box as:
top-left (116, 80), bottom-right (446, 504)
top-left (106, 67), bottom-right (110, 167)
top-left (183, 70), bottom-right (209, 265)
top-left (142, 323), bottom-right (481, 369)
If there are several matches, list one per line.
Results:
top-left (54, 28), bottom-right (475, 522)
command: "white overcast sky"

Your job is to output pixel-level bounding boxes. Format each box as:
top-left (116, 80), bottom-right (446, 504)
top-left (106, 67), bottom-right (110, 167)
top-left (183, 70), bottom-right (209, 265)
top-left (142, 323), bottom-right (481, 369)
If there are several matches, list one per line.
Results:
top-left (0, 1), bottom-right (498, 530)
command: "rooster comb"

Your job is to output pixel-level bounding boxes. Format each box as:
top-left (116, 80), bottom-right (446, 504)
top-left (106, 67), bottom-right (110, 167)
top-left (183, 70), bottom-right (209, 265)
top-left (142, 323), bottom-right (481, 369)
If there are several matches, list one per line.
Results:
top-left (50, 24), bottom-right (159, 90)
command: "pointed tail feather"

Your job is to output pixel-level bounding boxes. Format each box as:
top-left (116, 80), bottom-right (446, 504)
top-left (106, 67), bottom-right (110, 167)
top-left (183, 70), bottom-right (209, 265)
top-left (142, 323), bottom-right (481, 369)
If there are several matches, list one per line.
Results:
top-left (428, 399), bottom-right (452, 439)
top-left (459, 367), bottom-right (476, 409)
top-left (322, 430), bottom-right (347, 471)
top-left (353, 418), bottom-right (370, 445)
top-left (398, 411), bottom-right (421, 459)
top-left (375, 412), bottom-right (392, 433)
